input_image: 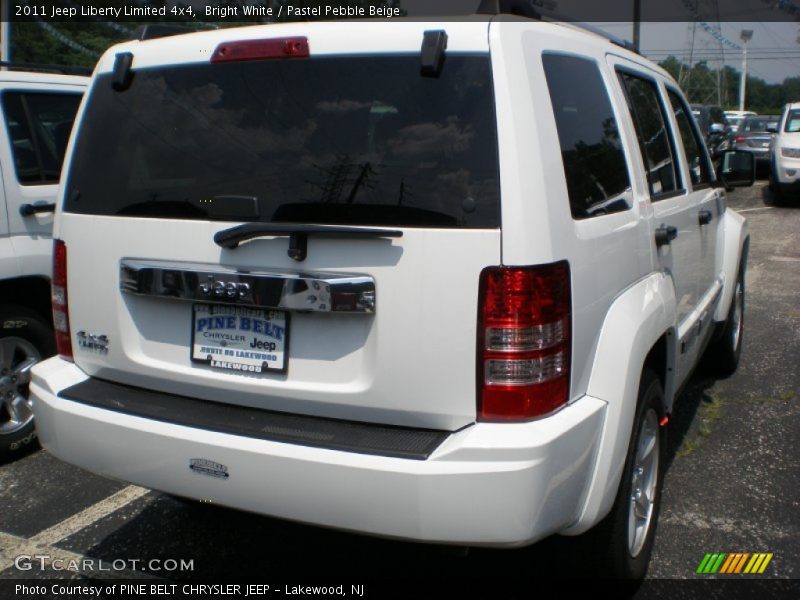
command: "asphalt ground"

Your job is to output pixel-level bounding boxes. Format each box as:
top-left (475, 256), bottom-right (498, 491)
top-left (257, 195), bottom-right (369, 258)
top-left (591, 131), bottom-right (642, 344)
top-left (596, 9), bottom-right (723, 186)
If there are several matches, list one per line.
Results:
top-left (0, 181), bottom-right (798, 597)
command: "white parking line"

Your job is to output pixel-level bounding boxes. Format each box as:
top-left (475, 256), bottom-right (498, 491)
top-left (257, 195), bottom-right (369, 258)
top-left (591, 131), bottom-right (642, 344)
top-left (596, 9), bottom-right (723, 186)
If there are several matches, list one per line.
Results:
top-left (737, 206), bottom-right (774, 213)
top-left (769, 256), bottom-right (800, 263)
top-left (0, 485), bottom-right (156, 577)
top-left (31, 485), bottom-right (150, 546)
top-left (0, 531), bottom-right (157, 579)
top-left (30, 485), bottom-right (150, 546)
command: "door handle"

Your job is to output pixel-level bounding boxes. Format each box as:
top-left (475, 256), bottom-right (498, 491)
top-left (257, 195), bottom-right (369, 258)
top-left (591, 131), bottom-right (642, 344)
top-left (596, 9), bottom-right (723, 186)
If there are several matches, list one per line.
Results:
top-left (698, 209), bottom-right (713, 226)
top-left (655, 225), bottom-right (678, 247)
top-left (19, 203), bottom-right (55, 217)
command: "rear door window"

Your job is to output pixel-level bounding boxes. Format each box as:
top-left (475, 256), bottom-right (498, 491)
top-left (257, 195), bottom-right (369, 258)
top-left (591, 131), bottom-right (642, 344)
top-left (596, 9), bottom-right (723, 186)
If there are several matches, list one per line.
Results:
top-left (667, 89), bottom-right (711, 189)
top-left (1, 91), bottom-right (81, 185)
top-left (617, 72), bottom-right (683, 199)
top-left (542, 53), bottom-right (632, 219)
top-left (65, 55), bottom-right (500, 228)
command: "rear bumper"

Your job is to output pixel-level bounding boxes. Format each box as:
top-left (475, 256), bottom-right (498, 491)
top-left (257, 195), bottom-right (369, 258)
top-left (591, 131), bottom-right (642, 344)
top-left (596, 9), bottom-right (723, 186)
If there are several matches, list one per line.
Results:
top-left (31, 357), bottom-right (607, 547)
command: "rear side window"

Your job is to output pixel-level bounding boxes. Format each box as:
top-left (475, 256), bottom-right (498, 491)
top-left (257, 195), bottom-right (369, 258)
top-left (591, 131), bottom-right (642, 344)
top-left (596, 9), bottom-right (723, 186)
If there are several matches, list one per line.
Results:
top-left (65, 55), bottom-right (500, 228)
top-left (542, 53), bottom-right (632, 219)
top-left (741, 117), bottom-right (777, 132)
top-left (667, 90), bottom-right (711, 188)
top-left (2, 92), bottom-right (81, 185)
top-left (618, 72), bottom-right (683, 199)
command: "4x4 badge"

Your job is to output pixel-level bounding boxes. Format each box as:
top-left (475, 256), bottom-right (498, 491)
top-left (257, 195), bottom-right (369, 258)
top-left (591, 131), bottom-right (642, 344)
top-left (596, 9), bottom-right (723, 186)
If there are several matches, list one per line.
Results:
top-left (76, 331), bottom-right (109, 354)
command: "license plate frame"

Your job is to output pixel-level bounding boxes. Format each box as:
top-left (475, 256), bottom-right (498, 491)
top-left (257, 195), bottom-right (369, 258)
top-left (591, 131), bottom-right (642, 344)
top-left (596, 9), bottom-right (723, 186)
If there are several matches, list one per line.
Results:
top-left (191, 304), bottom-right (289, 374)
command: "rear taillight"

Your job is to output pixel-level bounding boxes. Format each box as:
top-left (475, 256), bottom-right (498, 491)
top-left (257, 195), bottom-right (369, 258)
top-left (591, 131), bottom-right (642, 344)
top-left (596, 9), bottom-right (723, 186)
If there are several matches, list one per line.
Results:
top-left (477, 262), bottom-right (571, 421)
top-left (52, 239), bottom-right (72, 361)
top-left (735, 135), bottom-right (747, 144)
top-left (211, 37), bottom-right (309, 63)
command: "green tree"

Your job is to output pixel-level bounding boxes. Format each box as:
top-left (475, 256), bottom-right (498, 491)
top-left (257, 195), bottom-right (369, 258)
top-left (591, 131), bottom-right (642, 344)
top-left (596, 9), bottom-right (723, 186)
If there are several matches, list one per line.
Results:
top-left (659, 56), bottom-right (793, 114)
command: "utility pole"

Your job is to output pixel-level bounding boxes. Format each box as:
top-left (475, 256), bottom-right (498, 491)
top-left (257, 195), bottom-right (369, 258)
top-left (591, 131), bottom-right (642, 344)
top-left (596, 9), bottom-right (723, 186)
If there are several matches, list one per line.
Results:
top-left (739, 29), bottom-right (753, 111)
top-left (0, 0), bottom-right (10, 67)
top-left (633, 0), bottom-right (641, 53)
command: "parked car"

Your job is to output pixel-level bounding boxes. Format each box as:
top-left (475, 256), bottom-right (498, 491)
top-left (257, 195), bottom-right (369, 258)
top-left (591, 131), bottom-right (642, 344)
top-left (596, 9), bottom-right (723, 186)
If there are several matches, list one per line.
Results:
top-left (731, 115), bottom-right (781, 167)
top-left (30, 9), bottom-right (754, 579)
top-left (769, 102), bottom-right (800, 202)
top-left (724, 110), bottom-right (757, 134)
top-left (0, 64), bottom-right (87, 460)
top-left (691, 104), bottom-right (731, 158)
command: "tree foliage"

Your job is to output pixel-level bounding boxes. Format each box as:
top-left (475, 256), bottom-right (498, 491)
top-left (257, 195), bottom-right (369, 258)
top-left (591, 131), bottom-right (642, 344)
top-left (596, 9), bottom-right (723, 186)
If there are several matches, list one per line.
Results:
top-left (658, 55), bottom-right (798, 114)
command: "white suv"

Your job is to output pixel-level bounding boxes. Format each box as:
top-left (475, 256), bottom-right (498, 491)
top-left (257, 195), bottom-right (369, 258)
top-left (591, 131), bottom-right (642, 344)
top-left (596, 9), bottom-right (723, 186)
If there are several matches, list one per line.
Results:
top-left (769, 101), bottom-right (800, 202)
top-left (30, 11), bottom-right (754, 578)
top-left (0, 66), bottom-right (86, 460)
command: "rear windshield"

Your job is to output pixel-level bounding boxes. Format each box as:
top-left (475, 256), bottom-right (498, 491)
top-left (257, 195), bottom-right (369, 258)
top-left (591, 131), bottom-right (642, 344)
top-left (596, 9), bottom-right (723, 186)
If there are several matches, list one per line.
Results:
top-left (741, 117), bottom-right (778, 132)
top-left (65, 55), bottom-right (500, 228)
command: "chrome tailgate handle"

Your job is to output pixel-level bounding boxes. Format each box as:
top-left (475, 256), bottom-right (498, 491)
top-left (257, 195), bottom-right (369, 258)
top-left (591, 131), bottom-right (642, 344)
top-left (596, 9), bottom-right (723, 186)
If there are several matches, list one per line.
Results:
top-left (120, 259), bottom-right (376, 313)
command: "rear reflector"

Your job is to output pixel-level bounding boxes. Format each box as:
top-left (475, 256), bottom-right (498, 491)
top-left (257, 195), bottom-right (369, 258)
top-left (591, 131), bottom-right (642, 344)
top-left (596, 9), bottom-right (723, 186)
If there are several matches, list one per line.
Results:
top-left (478, 262), bottom-right (571, 421)
top-left (211, 37), bottom-right (309, 63)
top-left (52, 239), bottom-right (73, 361)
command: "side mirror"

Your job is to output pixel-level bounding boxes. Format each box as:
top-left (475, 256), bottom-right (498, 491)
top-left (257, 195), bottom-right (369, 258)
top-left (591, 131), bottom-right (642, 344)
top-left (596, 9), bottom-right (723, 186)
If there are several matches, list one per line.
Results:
top-left (709, 123), bottom-right (725, 134)
top-left (720, 150), bottom-right (755, 189)
top-left (767, 123), bottom-right (778, 133)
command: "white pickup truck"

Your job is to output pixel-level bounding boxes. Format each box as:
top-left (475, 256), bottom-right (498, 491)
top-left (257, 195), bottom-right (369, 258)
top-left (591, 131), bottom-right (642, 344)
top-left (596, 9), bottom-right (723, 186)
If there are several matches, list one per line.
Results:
top-left (30, 7), bottom-right (753, 579)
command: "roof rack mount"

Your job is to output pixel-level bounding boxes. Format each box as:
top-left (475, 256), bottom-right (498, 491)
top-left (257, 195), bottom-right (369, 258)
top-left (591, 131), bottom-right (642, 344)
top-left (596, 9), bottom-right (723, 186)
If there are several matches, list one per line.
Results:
top-left (475, 0), bottom-right (638, 54)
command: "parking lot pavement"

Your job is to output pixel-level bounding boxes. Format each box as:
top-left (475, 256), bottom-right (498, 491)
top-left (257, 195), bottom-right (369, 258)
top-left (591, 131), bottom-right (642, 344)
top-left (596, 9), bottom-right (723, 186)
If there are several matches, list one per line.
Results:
top-left (647, 182), bottom-right (800, 580)
top-left (0, 182), bottom-right (797, 588)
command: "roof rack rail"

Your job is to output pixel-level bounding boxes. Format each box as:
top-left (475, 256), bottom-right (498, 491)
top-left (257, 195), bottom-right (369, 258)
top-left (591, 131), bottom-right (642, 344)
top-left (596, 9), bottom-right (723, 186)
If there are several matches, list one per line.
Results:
top-left (476, 0), bottom-right (639, 54)
top-left (0, 61), bottom-right (92, 76)
top-left (476, 0), bottom-right (540, 18)
top-left (134, 25), bottom-right (195, 41)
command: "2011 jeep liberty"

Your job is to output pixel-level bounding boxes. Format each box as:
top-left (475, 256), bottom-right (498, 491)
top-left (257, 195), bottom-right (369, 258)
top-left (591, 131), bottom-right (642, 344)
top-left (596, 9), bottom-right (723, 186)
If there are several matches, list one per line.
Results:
top-left (30, 4), bottom-right (754, 578)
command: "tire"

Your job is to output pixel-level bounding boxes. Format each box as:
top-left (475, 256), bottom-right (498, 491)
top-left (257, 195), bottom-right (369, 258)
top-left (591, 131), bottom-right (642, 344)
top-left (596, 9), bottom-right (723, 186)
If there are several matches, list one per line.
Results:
top-left (706, 267), bottom-right (745, 377)
top-left (0, 305), bottom-right (56, 462)
top-left (585, 369), bottom-right (666, 580)
top-left (768, 165), bottom-right (784, 206)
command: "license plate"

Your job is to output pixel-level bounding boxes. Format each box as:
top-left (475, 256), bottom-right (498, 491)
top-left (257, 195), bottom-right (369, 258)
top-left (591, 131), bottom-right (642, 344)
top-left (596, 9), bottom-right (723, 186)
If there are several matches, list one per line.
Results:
top-left (191, 304), bottom-right (288, 374)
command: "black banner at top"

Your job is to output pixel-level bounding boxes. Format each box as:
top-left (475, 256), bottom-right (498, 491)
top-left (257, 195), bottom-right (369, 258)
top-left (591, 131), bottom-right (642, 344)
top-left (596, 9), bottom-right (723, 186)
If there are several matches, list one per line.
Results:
top-left (3, 0), bottom-right (800, 23)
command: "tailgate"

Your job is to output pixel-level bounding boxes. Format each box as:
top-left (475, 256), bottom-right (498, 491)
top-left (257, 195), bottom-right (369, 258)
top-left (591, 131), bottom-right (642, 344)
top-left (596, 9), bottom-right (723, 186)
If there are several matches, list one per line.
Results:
top-left (57, 26), bottom-right (501, 431)
top-left (59, 216), bottom-right (499, 430)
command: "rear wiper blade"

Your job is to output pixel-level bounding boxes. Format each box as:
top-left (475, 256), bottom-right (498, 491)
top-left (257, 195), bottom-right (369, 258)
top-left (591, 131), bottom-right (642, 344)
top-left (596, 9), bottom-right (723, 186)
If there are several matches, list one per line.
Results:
top-left (214, 223), bottom-right (403, 261)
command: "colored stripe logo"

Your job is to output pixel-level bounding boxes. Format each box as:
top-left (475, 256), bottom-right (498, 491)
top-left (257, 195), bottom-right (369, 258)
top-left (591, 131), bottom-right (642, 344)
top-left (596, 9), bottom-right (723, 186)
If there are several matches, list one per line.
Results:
top-left (696, 552), bottom-right (773, 574)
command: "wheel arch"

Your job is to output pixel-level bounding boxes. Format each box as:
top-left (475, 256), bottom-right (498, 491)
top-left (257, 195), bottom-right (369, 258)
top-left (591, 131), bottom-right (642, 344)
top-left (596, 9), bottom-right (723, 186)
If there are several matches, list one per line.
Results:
top-left (0, 276), bottom-right (53, 327)
top-left (561, 271), bottom-right (677, 535)
top-left (714, 210), bottom-right (749, 323)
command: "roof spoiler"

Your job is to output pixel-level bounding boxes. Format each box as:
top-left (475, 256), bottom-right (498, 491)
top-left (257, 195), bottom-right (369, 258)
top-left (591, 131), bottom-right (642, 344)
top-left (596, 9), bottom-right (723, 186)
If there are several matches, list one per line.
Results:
top-left (0, 61), bottom-right (92, 76)
top-left (475, 0), bottom-right (639, 54)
